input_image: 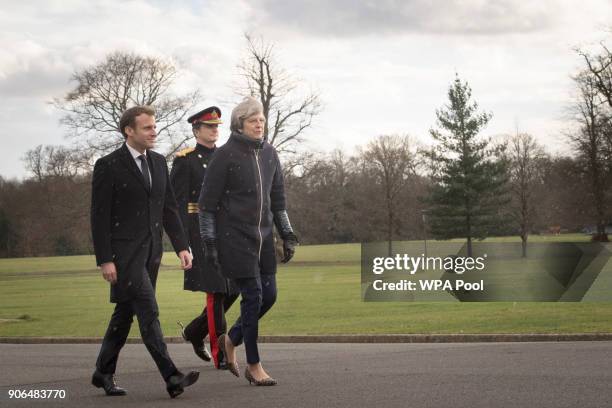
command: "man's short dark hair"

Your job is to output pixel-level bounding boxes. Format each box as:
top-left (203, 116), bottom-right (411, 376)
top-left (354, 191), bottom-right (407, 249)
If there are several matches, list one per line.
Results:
top-left (119, 106), bottom-right (155, 138)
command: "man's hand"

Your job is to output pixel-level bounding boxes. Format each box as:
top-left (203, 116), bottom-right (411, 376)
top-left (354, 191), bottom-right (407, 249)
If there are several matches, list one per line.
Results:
top-left (178, 250), bottom-right (193, 270)
top-left (100, 262), bottom-right (117, 284)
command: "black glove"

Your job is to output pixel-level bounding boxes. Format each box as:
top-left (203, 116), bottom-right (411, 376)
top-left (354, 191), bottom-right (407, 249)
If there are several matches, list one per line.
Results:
top-left (199, 210), bottom-right (219, 268)
top-left (273, 210), bottom-right (298, 263)
top-left (199, 210), bottom-right (217, 242)
top-left (282, 233), bottom-right (298, 263)
top-left (204, 240), bottom-right (220, 267)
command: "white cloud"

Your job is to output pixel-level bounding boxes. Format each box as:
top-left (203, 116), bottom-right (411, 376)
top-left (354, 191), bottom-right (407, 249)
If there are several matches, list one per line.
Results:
top-left (253, 0), bottom-right (556, 36)
top-left (1, 0), bottom-right (612, 179)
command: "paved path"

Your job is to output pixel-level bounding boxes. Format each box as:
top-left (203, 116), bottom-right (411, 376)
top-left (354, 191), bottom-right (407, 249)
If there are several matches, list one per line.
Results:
top-left (1, 342), bottom-right (611, 407)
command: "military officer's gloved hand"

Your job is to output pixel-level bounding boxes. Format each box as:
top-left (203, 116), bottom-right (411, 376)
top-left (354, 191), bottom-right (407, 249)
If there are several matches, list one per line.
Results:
top-left (274, 210), bottom-right (299, 263)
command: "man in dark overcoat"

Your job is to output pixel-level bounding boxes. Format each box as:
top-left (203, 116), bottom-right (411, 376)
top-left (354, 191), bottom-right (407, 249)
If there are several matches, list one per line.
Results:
top-left (171, 106), bottom-right (237, 369)
top-left (90, 105), bottom-right (200, 398)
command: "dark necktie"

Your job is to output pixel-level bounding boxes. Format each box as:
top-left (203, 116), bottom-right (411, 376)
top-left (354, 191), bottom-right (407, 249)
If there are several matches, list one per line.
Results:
top-left (138, 155), bottom-right (151, 192)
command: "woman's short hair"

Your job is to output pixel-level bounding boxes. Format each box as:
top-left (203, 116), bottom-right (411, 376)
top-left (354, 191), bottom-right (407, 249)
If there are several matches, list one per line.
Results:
top-left (230, 96), bottom-right (263, 133)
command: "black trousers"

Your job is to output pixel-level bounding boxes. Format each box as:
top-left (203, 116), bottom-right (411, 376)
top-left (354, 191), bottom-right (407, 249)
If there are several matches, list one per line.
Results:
top-left (95, 267), bottom-right (177, 381)
top-left (228, 274), bottom-right (277, 364)
top-left (183, 292), bottom-right (238, 367)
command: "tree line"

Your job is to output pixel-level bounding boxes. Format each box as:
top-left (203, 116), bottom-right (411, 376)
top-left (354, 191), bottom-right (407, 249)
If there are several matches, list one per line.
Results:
top-left (0, 36), bottom-right (611, 258)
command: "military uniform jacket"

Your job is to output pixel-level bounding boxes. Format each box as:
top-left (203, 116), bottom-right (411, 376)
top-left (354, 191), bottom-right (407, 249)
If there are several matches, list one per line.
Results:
top-left (171, 143), bottom-right (230, 293)
top-left (91, 144), bottom-right (188, 303)
top-left (199, 132), bottom-right (286, 279)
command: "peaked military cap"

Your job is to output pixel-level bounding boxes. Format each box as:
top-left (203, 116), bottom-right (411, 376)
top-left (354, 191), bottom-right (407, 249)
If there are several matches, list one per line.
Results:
top-left (187, 106), bottom-right (222, 125)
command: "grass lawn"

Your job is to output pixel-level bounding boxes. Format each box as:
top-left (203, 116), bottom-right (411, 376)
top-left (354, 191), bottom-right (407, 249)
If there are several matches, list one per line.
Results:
top-left (1, 235), bottom-right (611, 337)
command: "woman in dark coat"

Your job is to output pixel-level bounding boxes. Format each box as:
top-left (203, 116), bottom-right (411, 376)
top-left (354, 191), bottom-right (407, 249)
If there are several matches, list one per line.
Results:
top-left (198, 97), bottom-right (298, 385)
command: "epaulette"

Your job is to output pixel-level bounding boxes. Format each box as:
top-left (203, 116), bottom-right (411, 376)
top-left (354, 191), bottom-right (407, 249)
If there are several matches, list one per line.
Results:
top-left (175, 147), bottom-right (195, 158)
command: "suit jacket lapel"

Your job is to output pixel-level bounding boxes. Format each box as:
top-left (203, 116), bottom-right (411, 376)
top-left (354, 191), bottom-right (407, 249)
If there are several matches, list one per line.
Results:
top-left (119, 144), bottom-right (149, 194)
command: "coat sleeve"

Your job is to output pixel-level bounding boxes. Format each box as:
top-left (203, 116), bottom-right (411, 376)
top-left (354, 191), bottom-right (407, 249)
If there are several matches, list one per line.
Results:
top-left (270, 148), bottom-right (287, 212)
top-left (199, 149), bottom-right (229, 213)
top-left (170, 156), bottom-right (189, 235)
top-left (91, 158), bottom-right (114, 266)
top-left (162, 160), bottom-right (189, 254)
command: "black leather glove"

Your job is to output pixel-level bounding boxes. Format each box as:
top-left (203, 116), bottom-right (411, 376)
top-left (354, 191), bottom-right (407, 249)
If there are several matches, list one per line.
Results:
top-left (199, 210), bottom-right (216, 241)
top-left (282, 232), bottom-right (298, 263)
top-left (199, 210), bottom-right (219, 267)
top-left (204, 240), bottom-right (219, 267)
top-left (274, 210), bottom-right (298, 263)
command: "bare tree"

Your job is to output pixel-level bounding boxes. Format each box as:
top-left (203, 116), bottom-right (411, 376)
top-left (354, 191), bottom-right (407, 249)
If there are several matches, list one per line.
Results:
top-left (284, 150), bottom-right (359, 243)
top-left (23, 145), bottom-right (89, 180)
top-left (24, 145), bottom-right (45, 183)
top-left (53, 51), bottom-right (200, 160)
top-left (507, 133), bottom-right (546, 256)
top-left (577, 43), bottom-right (612, 108)
top-left (236, 34), bottom-right (322, 155)
top-left (537, 155), bottom-right (592, 232)
top-left (362, 134), bottom-right (418, 255)
top-left (577, 41), bottom-right (612, 160)
top-left (568, 70), bottom-right (611, 241)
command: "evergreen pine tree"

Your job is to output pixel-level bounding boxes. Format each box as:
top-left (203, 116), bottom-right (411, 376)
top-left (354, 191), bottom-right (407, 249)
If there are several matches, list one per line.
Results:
top-left (426, 75), bottom-right (509, 256)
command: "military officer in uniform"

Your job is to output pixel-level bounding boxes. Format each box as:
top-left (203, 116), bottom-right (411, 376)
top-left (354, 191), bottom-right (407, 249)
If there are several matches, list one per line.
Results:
top-left (171, 106), bottom-right (238, 369)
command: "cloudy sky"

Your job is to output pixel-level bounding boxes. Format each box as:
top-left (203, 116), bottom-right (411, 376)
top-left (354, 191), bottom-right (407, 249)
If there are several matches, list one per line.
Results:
top-left (1, 0), bottom-right (611, 179)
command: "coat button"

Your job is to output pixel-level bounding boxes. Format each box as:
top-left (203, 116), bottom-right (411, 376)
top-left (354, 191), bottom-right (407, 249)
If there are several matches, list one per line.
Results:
top-left (203, 164), bottom-right (207, 168)
top-left (155, 222), bottom-right (159, 227)
top-left (115, 222), bottom-right (119, 226)
top-left (198, 154), bottom-right (202, 158)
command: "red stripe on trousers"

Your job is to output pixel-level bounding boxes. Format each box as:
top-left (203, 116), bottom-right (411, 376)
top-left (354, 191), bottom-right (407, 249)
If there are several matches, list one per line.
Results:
top-left (206, 293), bottom-right (220, 367)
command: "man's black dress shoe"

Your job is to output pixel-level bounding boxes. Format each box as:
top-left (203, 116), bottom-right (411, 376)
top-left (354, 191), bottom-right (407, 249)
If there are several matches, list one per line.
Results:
top-left (166, 370), bottom-right (200, 398)
top-left (91, 370), bottom-right (127, 396)
top-left (217, 352), bottom-right (229, 370)
top-left (178, 321), bottom-right (212, 362)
